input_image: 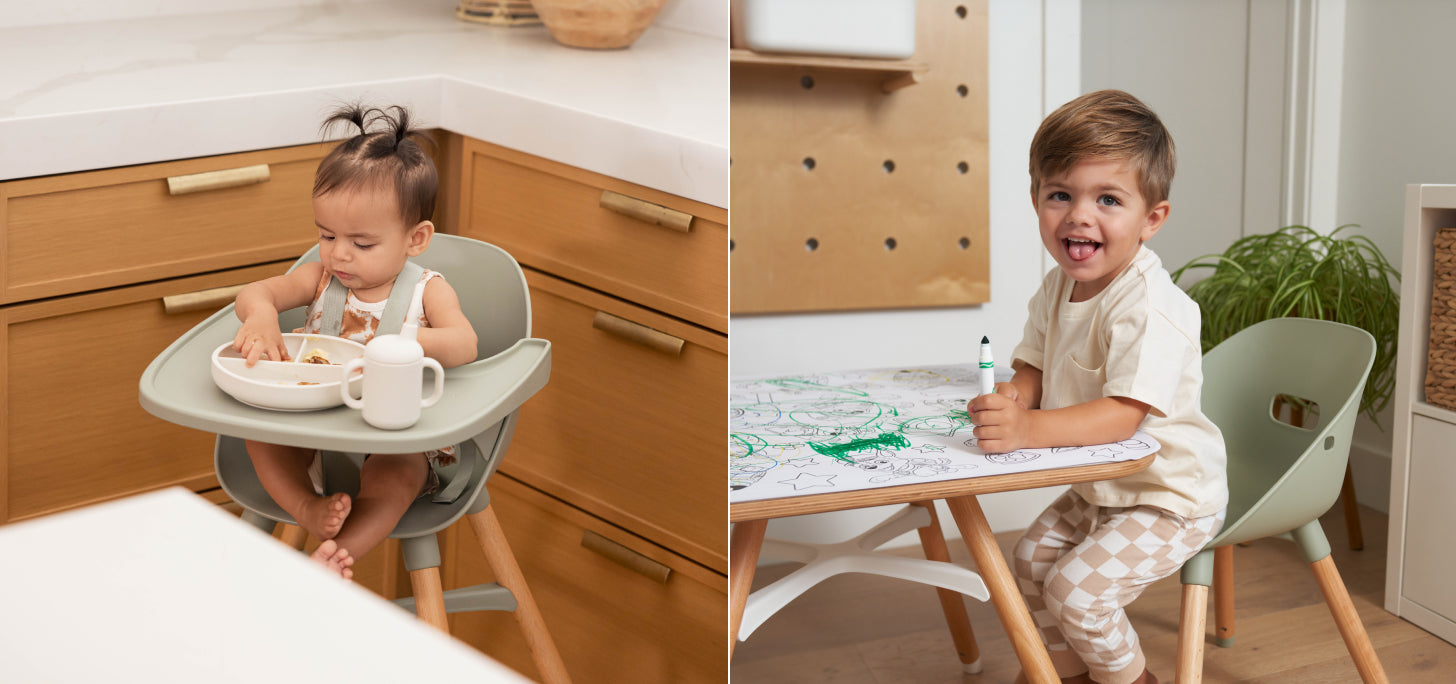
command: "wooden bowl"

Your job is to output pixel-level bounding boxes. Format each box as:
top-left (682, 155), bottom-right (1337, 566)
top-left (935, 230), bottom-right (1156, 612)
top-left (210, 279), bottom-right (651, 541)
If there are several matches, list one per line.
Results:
top-left (531, 0), bottom-right (668, 49)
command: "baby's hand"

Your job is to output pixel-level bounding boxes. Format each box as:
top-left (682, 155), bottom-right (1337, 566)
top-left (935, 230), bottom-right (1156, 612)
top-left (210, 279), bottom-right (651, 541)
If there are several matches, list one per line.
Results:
top-left (233, 317), bottom-right (288, 367)
top-left (967, 387), bottom-right (1032, 454)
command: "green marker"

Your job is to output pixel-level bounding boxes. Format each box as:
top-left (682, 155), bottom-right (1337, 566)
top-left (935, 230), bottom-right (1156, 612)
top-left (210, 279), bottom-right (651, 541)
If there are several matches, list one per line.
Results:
top-left (979, 335), bottom-right (994, 396)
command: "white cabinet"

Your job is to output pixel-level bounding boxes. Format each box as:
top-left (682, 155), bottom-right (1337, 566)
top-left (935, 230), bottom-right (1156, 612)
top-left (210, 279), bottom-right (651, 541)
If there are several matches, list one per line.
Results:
top-left (1387, 184), bottom-right (1456, 645)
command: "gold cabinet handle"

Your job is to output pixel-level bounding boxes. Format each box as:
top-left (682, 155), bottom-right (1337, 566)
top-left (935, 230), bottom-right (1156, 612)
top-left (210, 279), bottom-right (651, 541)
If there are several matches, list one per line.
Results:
top-left (581, 530), bottom-right (671, 584)
top-left (167, 164), bottom-right (271, 196)
top-left (592, 311), bottom-right (684, 356)
top-left (162, 284), bottom-right (245, 314)
top-left (599, 190), bottom-right (693, 233)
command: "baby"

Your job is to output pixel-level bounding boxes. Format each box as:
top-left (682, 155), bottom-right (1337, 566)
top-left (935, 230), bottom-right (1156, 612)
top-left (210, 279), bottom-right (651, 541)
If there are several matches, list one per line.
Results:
top-left (969, 90), bottom-right (1229, 684)
top-left (232, 104), bottom-right (478, 578)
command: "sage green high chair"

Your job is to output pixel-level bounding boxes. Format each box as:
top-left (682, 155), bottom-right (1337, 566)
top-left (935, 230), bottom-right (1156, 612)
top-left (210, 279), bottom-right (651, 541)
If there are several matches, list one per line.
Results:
top-left (140, 234), bottom-right (570, 684)
top-left (1175, 317), bottom-right (1387, 683)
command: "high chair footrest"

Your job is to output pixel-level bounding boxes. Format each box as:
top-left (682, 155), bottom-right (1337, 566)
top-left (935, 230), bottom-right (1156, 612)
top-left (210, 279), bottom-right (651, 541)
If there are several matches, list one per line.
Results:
top-left (393, 582), bottom-right (517, 615)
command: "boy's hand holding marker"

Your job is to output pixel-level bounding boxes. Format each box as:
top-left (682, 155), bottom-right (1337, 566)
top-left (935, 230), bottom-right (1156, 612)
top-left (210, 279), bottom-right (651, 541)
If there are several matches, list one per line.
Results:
top-left (967, 336), bottom-right (1030, 453)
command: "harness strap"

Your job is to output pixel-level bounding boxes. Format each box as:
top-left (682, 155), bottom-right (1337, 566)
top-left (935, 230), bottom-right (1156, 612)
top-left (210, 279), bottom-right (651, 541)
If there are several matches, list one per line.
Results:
top-left (317, 260), bottom-right (425, 338)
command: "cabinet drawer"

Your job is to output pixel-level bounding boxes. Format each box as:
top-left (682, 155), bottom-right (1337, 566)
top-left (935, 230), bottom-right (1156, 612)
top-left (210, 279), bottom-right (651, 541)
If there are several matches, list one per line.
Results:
top-left (1403, 414), bottom-right (1456, 621)
top-left (0, 144), bottom-right (329, 304)
top-left (0, 261), bottom-right (290, 522)
top-left (503, 269), bottom-right (727, 572)
top-left (447, 474), bottom-right (726, 683)
top-left (459, 140), bottom-right (727, 332)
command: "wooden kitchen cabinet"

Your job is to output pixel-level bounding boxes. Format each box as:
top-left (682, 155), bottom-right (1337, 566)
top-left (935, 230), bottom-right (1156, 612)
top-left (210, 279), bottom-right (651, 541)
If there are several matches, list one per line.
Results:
top-left (0, 143), bottom-right (329, 305)
top-left (0, 142), bottom-right (336, 524)
top-left (0, 138), bottom-right (425, 602)
top-left (452, 137), bottom-right (728, 680)
top-left (0, 262), bottom-right (288, 522)
top-left (444, 474), bottom-right (725, 683)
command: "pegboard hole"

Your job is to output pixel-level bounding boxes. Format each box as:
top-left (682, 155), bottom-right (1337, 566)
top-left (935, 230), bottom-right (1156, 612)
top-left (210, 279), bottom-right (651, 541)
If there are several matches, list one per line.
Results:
top-left (959, 237), bottom-right (971, 249)
top-left (956, 5), bottom-right (967, 19)
top-left (957, 161), bottom-right (970, 174)
top-left (803, 157), bottom-right (816, 171)
top-left (884, 237), bottom-right (898, 251)
top-left (882, 160), bottom-right (896, 174)
top-left (806, 237), bottom-right (820, 251)
top-left (801, 75), bottom-right (815, 89)
top-left (957, 84), bottom-right (969, 98)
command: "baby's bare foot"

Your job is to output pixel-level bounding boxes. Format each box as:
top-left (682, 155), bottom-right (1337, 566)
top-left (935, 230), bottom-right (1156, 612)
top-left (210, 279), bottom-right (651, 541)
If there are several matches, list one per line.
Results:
top-left (309, 539), bottom-right (355, 580)
top-left (297, 493), bottom-right (351, 540)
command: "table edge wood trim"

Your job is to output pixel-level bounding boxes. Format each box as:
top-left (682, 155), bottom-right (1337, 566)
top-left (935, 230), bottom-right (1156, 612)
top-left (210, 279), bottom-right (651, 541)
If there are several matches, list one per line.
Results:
top-left (729, 453), bottom-right (1155, 522)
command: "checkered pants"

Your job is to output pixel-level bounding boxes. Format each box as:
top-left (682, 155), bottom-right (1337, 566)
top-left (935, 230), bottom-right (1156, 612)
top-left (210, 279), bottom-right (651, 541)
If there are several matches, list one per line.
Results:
top-left (1012, 490), bottom-right (1224, 684)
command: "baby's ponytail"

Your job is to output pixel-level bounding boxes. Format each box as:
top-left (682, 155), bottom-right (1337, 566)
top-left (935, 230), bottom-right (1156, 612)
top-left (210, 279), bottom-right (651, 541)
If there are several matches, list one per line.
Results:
top-left (313, 102), bottom-right (438, 225)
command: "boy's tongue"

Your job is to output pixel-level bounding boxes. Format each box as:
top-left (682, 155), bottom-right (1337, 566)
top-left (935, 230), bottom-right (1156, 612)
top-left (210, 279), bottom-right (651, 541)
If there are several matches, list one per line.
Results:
top-left (1068, 240), bottom-right (1100, 261)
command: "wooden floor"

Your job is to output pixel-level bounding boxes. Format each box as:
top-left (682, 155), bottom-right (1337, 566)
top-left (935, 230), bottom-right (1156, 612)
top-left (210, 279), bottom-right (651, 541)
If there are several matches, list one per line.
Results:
top-left (730, 504), bottom-right (1455, 682)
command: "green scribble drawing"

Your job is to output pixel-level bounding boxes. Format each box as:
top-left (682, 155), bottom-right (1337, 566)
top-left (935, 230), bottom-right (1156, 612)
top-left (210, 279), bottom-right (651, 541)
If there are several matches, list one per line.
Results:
top-left (896, 412), bottom-right (975, 436)
top-left (808, 431), bottom-right (911, 462)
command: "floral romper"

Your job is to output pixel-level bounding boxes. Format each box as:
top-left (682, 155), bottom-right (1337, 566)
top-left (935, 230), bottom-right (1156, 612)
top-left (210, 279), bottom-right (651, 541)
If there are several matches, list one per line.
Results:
top-left (295, 266), bottom-right (458, 498)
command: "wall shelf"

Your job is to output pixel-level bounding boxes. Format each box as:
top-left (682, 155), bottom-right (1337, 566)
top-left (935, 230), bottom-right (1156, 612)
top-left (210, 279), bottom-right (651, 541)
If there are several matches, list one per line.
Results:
top-left (1387, 183), bottom-right (1456, 647)
top-left (729, 49), bottom-right (927, 93)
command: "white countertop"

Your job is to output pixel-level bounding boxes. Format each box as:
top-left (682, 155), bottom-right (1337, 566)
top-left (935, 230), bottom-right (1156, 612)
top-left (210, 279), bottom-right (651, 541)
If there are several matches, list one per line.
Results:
top-left (0, 487), bottom-right (532, 682)
top-left (0, 0), bottom-right (727, 207)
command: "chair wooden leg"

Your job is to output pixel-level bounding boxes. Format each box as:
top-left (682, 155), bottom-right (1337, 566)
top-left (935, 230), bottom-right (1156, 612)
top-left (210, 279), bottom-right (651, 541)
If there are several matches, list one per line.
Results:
top-left (1309, 556), bottom-right (1388, 683)
top-left (467, 505), bottom-right (571, 684)
top-left (1213, 545), bottom-right (1235, 647)
top-left (729, 519), bottom-right (767, 658)
top-left (409, 566), bottom-right (450, 633)
top-left (279, 523), bottom-right (308, 551)
top-left (1176, 583), bottom-right (1209, 684)
top-left (910, 500), bottom-right (982, 673)
top-left (1342, 464), bottom-right (1364, 550)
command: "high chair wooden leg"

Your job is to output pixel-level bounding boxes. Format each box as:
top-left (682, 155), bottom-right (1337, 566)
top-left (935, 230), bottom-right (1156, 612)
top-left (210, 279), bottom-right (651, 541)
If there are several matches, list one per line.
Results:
top-left (1309, 556), bottom-right (1388, 683)
top-left (468, 505), bottom-right (571, 684)
top-left (1342, 464), bottom-right (1364, 550)
top-left (279, 523), bottom-right (308, 551)
top-left (409, 566), bottom-right (450, 633)
top-left (1213, 545), bottom-right (1235, 647)
top-left (910, 501), bottom-right (982, 673)
top-left (1175, 582), bottom-right (1209, 684)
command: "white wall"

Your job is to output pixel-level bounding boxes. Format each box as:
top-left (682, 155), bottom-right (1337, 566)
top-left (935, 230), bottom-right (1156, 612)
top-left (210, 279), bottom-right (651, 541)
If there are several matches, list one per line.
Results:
top-left (730, 0), bottom-right (1080, 546)
top-left (1079, 1), bottom-right (1267, 276)
top-left (1335, 0), bottom-right (1456, 513)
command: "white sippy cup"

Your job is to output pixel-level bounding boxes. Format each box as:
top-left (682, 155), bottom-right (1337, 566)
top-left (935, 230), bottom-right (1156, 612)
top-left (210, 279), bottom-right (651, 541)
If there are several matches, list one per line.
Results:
top-left (341, 324), bottom-right (444, 429)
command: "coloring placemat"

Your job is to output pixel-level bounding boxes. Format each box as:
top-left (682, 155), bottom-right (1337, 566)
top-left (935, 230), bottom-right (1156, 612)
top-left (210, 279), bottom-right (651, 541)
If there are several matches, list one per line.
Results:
top-left (729, 364), bottom-right (1160, 503)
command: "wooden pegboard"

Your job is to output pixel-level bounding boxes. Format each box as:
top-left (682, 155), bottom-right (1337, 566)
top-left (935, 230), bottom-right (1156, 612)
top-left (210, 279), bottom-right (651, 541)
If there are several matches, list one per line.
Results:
top-left (730, 0), bottom-right (989, 314)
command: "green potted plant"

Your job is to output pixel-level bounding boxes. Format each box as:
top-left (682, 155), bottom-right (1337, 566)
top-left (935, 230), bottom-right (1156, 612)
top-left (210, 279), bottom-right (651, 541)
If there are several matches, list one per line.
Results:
top-left (1170, 224), bottom-right (1400, 427)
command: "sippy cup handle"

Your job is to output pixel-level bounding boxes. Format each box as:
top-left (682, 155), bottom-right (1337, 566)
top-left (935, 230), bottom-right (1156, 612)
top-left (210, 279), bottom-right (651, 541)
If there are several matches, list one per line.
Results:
top-left (341, 357), bottom-right (366, 409)
top-left (421, 358), bottom-right (445, 408)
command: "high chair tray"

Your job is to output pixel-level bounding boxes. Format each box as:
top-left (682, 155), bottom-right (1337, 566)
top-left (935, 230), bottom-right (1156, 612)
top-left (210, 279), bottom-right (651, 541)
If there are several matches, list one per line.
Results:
top-left (140, 304), bottom-right (550, 454)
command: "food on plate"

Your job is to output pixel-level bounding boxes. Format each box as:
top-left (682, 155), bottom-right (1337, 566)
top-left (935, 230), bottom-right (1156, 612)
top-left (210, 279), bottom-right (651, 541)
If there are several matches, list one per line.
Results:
top-left (299, 348), bottom-right (333, 365)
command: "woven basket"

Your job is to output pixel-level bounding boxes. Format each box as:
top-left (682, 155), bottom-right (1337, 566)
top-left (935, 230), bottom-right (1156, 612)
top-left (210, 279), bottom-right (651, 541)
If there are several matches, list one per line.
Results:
top-left (456, 0), bottom-right (541, 26)
top-left (1426, 227), bottom-right (1456, 410)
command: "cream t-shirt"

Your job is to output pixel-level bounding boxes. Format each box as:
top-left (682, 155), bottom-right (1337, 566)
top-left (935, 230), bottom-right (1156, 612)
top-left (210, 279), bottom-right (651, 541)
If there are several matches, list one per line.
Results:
top-left (1011, 246), bottom-right (1228, 519)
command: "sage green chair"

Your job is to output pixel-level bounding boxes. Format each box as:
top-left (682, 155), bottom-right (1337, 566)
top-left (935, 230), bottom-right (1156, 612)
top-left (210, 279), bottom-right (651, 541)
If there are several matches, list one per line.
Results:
top-left (141, 234), bottom-right (570, 683)
top-left (1176, 317), bottom-right (1387, 683)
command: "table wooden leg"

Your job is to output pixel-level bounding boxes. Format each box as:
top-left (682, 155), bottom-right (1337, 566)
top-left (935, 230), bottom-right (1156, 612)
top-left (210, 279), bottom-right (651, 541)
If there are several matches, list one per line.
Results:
top-left (945, 494), bottom-right (1057, 684)
top-left (729, 519), bottom-right (768, 658)
top-left (911, 500), bottom-right (983, 673)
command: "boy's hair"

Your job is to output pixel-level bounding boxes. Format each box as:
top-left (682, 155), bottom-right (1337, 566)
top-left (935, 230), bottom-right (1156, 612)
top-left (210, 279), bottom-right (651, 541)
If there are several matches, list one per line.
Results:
top-left (314, 103), bottom-right (437, 225)
top-left (1029, 89), bottom-right (1176, 206)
